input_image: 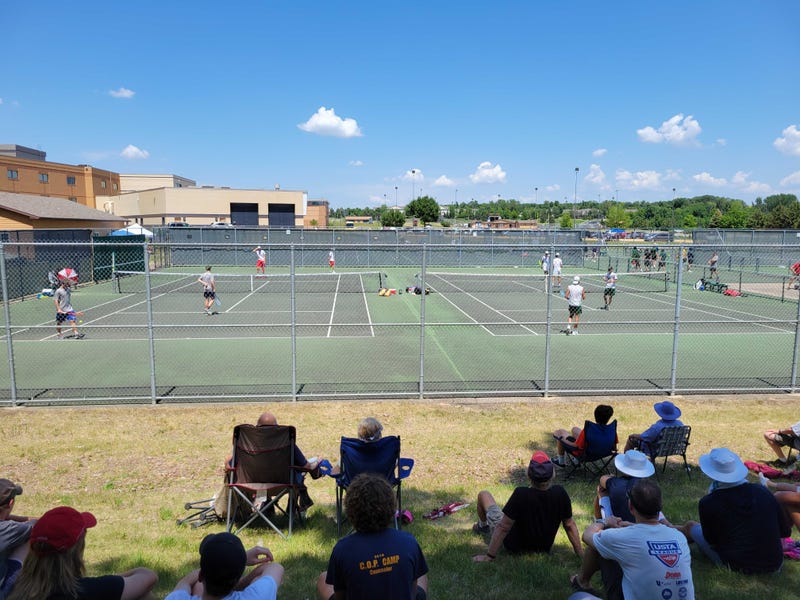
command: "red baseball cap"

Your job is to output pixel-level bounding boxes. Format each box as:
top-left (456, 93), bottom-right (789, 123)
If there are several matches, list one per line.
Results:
top-left (528, 451), bottom-right (554, 481)
top-left (30, 506), bottom-right (97, 555)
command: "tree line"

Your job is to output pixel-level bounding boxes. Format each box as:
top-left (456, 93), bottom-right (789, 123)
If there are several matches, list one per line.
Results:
top-left (330, 193), bottom-right (800, 229)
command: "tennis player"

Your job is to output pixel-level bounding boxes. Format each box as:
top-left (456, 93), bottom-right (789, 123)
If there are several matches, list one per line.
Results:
top-left (253, 246), bottom-right (267, 274)
top-left (328, 250), bottom-right (335, 271)
top-left (54, 280), bottom-right (84, 339)
top-left (198, 266), bottom-right (216, 315)
top-left (540, 251), bottom-right (550, 291)
top-left (708, 251), bottom-right (720, 282)
top-left (602, 266), bottom-right (617, 310)
top-left (565, 276), bottom-right (585, 335)
top-left (551, 252), bottom-right (563, 290)
top-left (789, 262), bottom-right (800, 290)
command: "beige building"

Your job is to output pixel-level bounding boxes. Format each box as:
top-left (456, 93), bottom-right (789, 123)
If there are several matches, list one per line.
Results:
top-left (0, 144), bottom-right (121, 209)
top-left (120, 173), bottom-right (196, 192)
top-left (103, 186), bottom-right (310, 228)
top-left (306, 199), bottom-right (329, 228)
top-left (0, 191), bottom-right (125, 231)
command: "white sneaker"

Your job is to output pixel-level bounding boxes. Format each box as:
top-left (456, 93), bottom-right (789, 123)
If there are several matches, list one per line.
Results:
top-left (571, 330), bottom-right (578, 335)
top-left (758, 472), bottom-right (769, 488)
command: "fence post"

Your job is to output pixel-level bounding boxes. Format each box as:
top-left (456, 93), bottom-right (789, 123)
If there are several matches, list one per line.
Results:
top-left (291, 246), bottom-right (298, 401)
top-left (543, 244), bottom-right (556, 397)
top-left (669, 256), bottom-right (684, 395)
top-left (0, 244), bottom-right (18, 406)
top-left (790, 291), bottom-right (800, 393)
top-left (418, 247), bottom-right (427, 399)
top-left (143, 242), bottom-right (158, 404)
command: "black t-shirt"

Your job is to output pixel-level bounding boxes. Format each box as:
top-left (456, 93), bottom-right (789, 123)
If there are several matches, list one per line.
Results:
top-left (699, 483), bottom-right (791, 574)
top-left (47, 575), bottom-right (124, 600)
top-left (501, 485), bottom-right (572, 553)
top-left (605, 476), bottom-right (638, 522)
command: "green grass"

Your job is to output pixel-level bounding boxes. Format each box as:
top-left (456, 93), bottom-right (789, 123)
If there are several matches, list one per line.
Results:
top-left (3, 396), bottom-right (799, 599)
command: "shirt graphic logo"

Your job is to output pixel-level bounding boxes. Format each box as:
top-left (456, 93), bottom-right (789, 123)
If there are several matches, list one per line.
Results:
top-left (647, 540), bottom-right (681, 568)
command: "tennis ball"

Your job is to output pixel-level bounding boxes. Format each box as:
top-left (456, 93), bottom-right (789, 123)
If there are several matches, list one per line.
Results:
top-left (78, 320), bottom-right (83, 324)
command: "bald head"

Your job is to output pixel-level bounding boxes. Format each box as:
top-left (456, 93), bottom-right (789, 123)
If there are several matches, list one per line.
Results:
top-left (257, 412), bottom-right (277, 426)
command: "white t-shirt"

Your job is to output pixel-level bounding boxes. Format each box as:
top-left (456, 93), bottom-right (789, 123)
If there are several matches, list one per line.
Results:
top-left (566, 284), bottom-right (584, 306)
top-left (593, 523), bottom-right (694, 600)
top-left (165, 574), bottom-right (278, 600)
top-left (552, 257), bottom-right (563, 274)
top-left (541, 256), bottom-right (550, 272)
top-left (604, 271), bottom-right (617, 289)
top-left (255, 249), bottom-right (266, 262)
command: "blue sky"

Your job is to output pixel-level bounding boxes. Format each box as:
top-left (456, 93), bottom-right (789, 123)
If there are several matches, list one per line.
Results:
top-left (3, 1), bottom-right (799, 209)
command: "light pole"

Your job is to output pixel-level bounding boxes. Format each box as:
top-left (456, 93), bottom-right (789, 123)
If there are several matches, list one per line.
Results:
top-left (411, 169), bottom-right (416, 201)
top-left (672, 187), bottom-right (677, 231)
top-left (615, 189), bottom-right (619, 204)
top-left (573, 167), bottom-right (579, 223)
top-left (394, 186), bottom-right (398, 208)
top-left (535, 187), bottom-right (538, 204)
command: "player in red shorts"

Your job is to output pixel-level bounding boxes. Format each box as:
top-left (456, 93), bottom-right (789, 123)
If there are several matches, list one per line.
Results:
top-left (253, 246), bottom-right (266, 274)
top-left (328, 250), bottom-right (335, 271)
top-left (789, 262), bottom-right (800, 290)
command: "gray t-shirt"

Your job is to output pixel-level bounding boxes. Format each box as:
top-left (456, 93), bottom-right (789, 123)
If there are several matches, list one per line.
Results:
top-left (199, 272), bottom-right (214, 291)
top-left (0, 519), bottom-right (34, 587)
top-left (54, 287), bottom-right (73, 312)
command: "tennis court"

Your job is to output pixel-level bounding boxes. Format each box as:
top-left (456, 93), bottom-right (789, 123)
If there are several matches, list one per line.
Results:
top-left (2, 258), bottom-right (799, 404)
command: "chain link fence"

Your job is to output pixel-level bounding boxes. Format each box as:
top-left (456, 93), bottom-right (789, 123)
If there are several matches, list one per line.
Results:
top-left (2, 236), bottom-right (800, 405)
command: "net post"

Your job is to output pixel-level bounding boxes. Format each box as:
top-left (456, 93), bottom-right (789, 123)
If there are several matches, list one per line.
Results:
top-left (0, 243), bottom-right (18, 406)
top-left (669, 255), bottom-right (684, 395)
top-left (291, 246), bottom-right (297, 402)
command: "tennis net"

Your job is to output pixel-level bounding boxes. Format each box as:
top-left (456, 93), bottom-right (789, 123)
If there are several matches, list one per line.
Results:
top-left (424, 271), bottom-right (669, 294)
top-left (114, 270), bottom-right (385, 294)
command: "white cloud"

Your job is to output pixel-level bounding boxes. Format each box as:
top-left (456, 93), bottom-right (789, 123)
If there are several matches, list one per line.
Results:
top-left (349, 160), bottom-right (363, 167)
top-left (403, 169), bottom-right (424, 181)
top-left (692, 172), bottom-right (727, 186)
top-left (664, 169), bottom-right (682, 182)
top-left (298, 106), bottom-right (362, 138)
top-left (781, 171), bottom-right (800, 186)
top-left (120, 144), bottom-right (150, 159)
top-left (715, 138), bottom-right (727, 146)
top-left (616, 169), bottom-right (662, 189)
top-left (545, 184), bottom-right (560, 192)
top-left (743, 181), bottom-right (771, 194)
top-left (592, 148), bottom-right (607, 157)
top-left (469, 161), bottom-right (507, 184)
top-left (731, 171), bottom-right (750, 185)
top-left (433, 175), bottom-right (455, 187)
top-left (774, 125), bottom-right (800, 156)
top-left (585, 164), bottom-right (606, 185)
top-left (781, 171), bottom-right (800, 187)
top-left (637, 113), bottom-right (702, 145)
top-left (109, 87), bottom-right (135, 99)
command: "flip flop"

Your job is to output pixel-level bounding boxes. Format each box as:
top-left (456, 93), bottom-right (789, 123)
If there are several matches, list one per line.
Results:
top-left (570, 574), bottom-right (599, 595)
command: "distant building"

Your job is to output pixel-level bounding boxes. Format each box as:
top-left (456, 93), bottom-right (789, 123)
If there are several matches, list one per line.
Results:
top-left (345, 215), bottom-right (372, 225)
top-left (120, 173), bottom-right (196, 191)
top-left (0, 191), bottom-right (125, 230)
top-left (306, 199), bottom-right (329, 228)
top-left (0, 145), bottom-right (121, 210)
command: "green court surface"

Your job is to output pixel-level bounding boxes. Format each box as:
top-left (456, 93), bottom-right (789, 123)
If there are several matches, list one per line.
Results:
top-left (2, 266), bottom-right (799, 404)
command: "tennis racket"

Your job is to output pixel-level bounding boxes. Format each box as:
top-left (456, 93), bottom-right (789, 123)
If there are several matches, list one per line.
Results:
top-left (67, 311), bottom-right (85, 317)
top-left (214, 295), bottom-right (221, 307)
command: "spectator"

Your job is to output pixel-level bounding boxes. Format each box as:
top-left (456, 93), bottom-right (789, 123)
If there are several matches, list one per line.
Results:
top-left (624, 401), bottom-right (684, 453)
top-left (594, 450), bottom-right (656, 523)
top-left (763, 420), bottom-right (800, 467)
top-left (0, 479), bottom-right (36, 597)
top-left (757, 476), bottom-right (800, 536)
top-left (317, 473), bottom-right (428, 600)
top-left (214, 411), bottom-right (323, 520)
top-left (472, 451), bottom-right (582, 561)
top-left (553, 405), bottom-right (614, 466)
top-left (8, 506), bottom-right (157, 600)
top-left (357, 417), bottom-right (383, 442)
top-left (681, 448), bottom-right (790, 574)
top-left (570, 479), bottom-right (694, 600)
top-left (165, 532), bottom-right (283, 600)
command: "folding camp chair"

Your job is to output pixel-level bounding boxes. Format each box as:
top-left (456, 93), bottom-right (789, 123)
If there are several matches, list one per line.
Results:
top-left (225, 424), bottom-right (307, 538)
top-left (645, 425), bottom-right (692, 478)
top-left (176, 497), bottom-right (219, 529)
top-left (334, 435), bottom-right (414, 536)
top-left (563, 420), bottom-right (618, 481)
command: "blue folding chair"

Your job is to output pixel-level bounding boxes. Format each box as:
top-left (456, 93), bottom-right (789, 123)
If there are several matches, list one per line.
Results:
top-left (563, 420), bottom-right (618, 481)
top-left (334, 435), bottom-right (414, 536)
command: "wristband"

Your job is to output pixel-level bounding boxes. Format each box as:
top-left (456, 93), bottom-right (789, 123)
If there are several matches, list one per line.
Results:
top-left (486, 552), bottom-right (496, 559)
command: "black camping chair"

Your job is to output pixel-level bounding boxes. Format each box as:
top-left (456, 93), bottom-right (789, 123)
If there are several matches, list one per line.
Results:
top-left (563, 420), bottom-right (618, 481)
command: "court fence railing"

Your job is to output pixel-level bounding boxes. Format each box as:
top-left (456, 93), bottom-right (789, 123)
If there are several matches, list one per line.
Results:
top-left (2, 240), bottom-right (800, 405)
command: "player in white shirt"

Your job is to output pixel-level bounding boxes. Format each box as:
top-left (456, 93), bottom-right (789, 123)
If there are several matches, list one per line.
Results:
top-left (253, 246), bottom-right (267, 274)
top-left (551, 252), bottom-right (564, 291)
top-left (602, 267), bottom-right (618, 310)
top-left (565, 276), bottom-right (586, 335)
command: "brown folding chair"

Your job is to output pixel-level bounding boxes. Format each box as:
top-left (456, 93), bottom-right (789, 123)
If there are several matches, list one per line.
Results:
top-left (225, 424), bottom-right (306, 538)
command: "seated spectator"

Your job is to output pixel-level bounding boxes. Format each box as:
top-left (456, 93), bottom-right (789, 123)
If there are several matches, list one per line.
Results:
top-left (471, 451), bottom-right (582, 561)
top-left (594, 450), bottom-right (656, 523)
top-left (317, 473), bottom-right (428, 600)
top-left (624, 401), bottom-right (684, 453)
top-left (763, 420), bottom-right (800, 466)
top-left (165, 532), bottom-right (283, 600)
top-left (570, 479), bottom-right (694, 600)
top-left (8, 506), bottom-right (157, 600)
top-left (553, 405), bottom-right (614, 466)
top-left (680, 448), bottom-right (790, 574)
top-left (757, 475), bottom-right (800, 535)
top-left (357, 417), bottom-right (383, 442)
top-left (0, 479), bottom-right (36, 597)
top-left (214, 411), bottom-right (323, 519)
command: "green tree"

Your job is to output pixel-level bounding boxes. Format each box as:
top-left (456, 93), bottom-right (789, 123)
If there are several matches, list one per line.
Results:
top-left (380, 209), bottom-right (406, 228)
top-left (604, 203), bottom-right (631, 229)
top-left (405, 195), bottom-right (440, 224)
top-left (559, 212), bottom-right (573, 228)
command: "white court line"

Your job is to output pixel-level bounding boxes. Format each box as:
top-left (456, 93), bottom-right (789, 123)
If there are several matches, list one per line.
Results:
top-left (327, 274), bottom-right (341, 337)
top-left (360, 273), bottom-right (375, 337)
top-left (426, 275), bottom-right (538, 336)
top-left (224, 279), bottom-right (271, 312)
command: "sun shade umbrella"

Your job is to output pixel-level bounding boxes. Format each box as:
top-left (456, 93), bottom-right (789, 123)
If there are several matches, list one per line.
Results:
top-left (57, 268), bottom-right (79, 283)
